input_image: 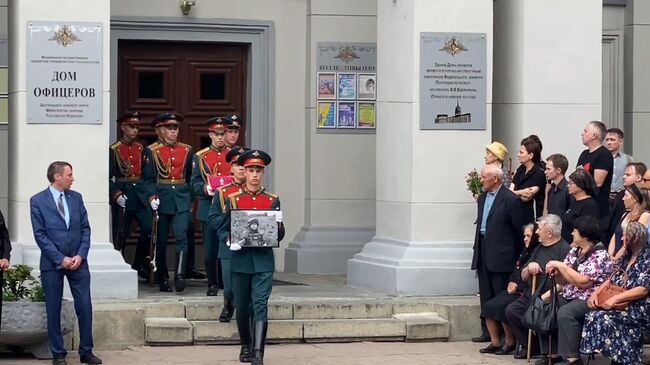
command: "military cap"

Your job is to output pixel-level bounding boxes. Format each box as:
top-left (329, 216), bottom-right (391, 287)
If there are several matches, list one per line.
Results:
top-left (228, 113), bottom-right (243, 129)
top-left (117, 111), bottom-right (140, 125)
top-left (151, 112), bottom-right (183, 128)
top-left (237, 149), bottom-right (271, 168)
top-left (226, 146), bottom-right (250, 164)
top-left (206, 116), bottom-right (231, 132)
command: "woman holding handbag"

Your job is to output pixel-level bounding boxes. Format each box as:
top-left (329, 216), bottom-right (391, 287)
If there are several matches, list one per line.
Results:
top-left (539, 216), bottom-right (613, 365)
top-left (581, 221), bottom-right (650, 365)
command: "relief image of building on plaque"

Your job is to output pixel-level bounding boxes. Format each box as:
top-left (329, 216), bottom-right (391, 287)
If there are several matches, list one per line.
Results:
top-left (419, 32), bottom-right (486, 130)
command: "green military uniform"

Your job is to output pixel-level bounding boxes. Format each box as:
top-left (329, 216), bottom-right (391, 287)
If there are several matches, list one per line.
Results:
top-left (207, 146), bottom-right (248, 320)
top-left (109, 111), bottom-right (152, 278)
top-left (216, 149), bottom-right (284, 365)
top-left (142, 112), bottom-right (193, 292)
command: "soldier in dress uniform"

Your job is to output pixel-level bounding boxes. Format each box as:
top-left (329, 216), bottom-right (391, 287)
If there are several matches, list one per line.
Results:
top-left (216, 149), bottom-right (284, 365)
top-left (142, 112), bottom-right (193, 292)
top-left (208, 146), bottom-right (249, 322)
top-left (190, 116), bottom-right (231, 296)
top-left (225, 113), bottom-right (243, 148)
top-left (109, 111), bottom-right (152, 279)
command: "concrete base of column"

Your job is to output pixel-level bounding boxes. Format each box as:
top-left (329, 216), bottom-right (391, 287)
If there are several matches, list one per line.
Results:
top-left (19, 241), bottom-right (138, 299)
top-left (284, 225), bottom-right (375, 274)
top-left (347, 237), bottom-right (477, 295)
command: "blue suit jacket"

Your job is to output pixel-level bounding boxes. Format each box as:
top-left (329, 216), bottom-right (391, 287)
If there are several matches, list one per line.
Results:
top-left (30, 188), bottom-right (91, 271)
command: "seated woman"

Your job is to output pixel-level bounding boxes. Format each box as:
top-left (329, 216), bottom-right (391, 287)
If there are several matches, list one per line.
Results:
top-left (479, 223), bottom-right (540, 355)
top-left (581, 221), bottom-right (650, 365)
top-left (561, 169), bottom-right (600, 243)
top-left (608, 184), bottom-right (650, 262)
top-left (510, 135), bottom-right (547, 225)
top-left (539, 216), bottom-right (613, 365)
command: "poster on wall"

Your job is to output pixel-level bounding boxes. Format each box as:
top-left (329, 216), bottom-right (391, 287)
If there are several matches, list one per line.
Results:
top-left (317, 101), bottom-right (336, 128)
top-left (316, 42), bottom-right (376, 132)
top-left (26, 22), bottom-right (103, 124)
top-left (337, 73), bottom-right (357, 100)
top-left (317, 72), bottom-right (336, 100)
top-left (357, 102), bottom-right (376, 129)
top-left (337, 102), bottom-right (356, 128)
top-left (357, 73), bottom-right (376, 100)
top-left (419, 32), bottom-right (487, 130)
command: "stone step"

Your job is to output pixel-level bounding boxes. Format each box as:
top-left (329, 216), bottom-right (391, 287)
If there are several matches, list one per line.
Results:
top-left (393, 312), bottom-right (450, 341)
top-left (145, 318), bottom-right (193, 345)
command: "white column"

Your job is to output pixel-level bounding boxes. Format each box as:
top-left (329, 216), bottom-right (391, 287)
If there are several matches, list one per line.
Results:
top-left (625, 0), bottom-right (650, 162)
top-left (284, 0), bottom-right (377, 274)
top-left (347, 0), bottom-right (493, 295)
top-left (492, 0), bottom-right (602, 168)
top-left (8, 0), bottom-right (137, 298)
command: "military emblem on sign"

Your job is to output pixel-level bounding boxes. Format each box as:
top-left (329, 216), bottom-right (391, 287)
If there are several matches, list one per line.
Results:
top-left (48, 25), bottom-right (81, 47)
top-left (335, 46), bottom-right (360, 64)
top-left (439, 37), bottom-right (467, 57)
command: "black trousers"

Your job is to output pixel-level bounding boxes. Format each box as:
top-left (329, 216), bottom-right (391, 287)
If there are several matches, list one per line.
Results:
top-left (477, 237), bottom-right (510, 319)
top-left (539, 297), bottom-right (588, 358)
top-left (505, 295), bottom-right (538, 350)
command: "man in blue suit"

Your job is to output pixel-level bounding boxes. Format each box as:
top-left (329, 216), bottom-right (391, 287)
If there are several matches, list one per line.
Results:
top-left (30, 161), bottom-right (102, 365)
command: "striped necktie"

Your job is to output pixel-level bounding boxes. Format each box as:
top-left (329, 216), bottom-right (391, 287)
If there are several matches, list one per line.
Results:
top-left (57, 193), bottom-right (65, 219)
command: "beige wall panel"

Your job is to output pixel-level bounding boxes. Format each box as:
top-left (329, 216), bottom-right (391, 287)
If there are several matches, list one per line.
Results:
top-left (627, 26), bottom-right (650, 112)
top-left (493, 0), bottom-right (524, 104)
top-left (0, 129), bottom-right (7, 201)
top-left (0, 6), bottom-right (7, 38)
top-left (626, 112), bottom-right (650, 163)
top-left (309, 0), bottom-right (376, 16)
top-left (626, 0), bottom-right (650, 24)
top-left (308, 199), bottom-right (375, 226)
top-left (603, 5), bottom-right (625, 31)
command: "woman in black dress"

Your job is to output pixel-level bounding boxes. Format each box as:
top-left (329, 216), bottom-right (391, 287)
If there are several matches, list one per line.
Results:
top-left (561, 169), bottom-right (600, 243)
top-left (510, 135), bottom-right (547, 225)
top-left (479, 223), bottom-right (540, 355)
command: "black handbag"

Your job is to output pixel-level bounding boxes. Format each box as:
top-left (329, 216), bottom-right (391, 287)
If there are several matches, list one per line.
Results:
top-left (522, 274), bottom-right (558, 334)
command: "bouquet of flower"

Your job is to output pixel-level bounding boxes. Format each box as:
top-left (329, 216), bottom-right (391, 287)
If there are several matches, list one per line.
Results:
top-left (466, 169), bottom-right (483, 197)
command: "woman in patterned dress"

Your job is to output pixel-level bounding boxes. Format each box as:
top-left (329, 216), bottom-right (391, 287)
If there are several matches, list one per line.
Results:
top-left (581, 221), bottom-right (650, 365)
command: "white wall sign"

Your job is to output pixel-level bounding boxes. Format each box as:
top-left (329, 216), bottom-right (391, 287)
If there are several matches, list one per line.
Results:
top-left (26, 21), bottom-right (103, 124)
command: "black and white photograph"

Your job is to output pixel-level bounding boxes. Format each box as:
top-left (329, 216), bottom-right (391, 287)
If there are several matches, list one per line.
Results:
top-left (230, 210), bottom-right (280, 248)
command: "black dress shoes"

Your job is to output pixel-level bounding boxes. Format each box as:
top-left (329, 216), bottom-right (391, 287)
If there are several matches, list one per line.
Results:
top-left (52, 357), bottom-right (67, 365)
top-left (159, 279), bottom-right (173, 292)
top-left (471, 334), bottom-right (491, 343)
top-left (495, 343), bottom-right (516, 355)
top-left (187, 268), bottom-right (207, 280)
top-left (80, 353), bottom-right (103, 364)
top-left (535, 356), bottom-right (562, 365)
top-left (479, 343), bottom-right (501, 354)
top-left (514, 344), bottom-right (527, 359)
top-left (206, 284), bottom-right (219, 296)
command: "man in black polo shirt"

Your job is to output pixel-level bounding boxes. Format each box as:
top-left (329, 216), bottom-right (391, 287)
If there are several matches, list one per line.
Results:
top-left (577, 121), bottom-right (613, 234)
top-left (544, 154), bottom-right (569, 216)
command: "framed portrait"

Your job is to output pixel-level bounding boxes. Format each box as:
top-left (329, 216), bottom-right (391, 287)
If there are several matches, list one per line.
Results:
top-left (230, 210), bottom-right (280, 248)
top-left (317, 72), bottom-right (336, 100)
top-left (317, 101), bottom-right (336, 129)
top-left (337, 73), bottom-right (357, 100)
top-left (337, 102), bottom-right (356, 128)
top-left (357, 102), bottom-right (376, 129)
top-left (357, 73), bottom-right (376, 100)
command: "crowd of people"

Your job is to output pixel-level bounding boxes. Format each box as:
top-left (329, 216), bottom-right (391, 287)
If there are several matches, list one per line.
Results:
top-left (474, 121), bottom-right (650, 365)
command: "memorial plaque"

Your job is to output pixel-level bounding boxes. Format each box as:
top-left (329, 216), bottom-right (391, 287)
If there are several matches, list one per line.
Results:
top-left (27, 21), bottom-right (103, 124)
top-left (420, 32), bottom-right (486, 130)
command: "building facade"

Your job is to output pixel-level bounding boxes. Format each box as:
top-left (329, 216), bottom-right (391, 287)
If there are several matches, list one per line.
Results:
top-left (0, 0), bottom-right (648, 298)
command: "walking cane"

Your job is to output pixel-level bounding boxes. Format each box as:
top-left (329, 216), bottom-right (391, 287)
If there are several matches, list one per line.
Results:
top-left (527, 274), bottom-right (537, 363)
top-left (147, 211), bottom-right (159, 286)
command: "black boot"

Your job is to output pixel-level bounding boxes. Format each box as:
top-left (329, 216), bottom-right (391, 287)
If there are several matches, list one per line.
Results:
top-left (251, 321), bottom-right (268, 365)
top-left (158, 271), bottom-right (172, 292)
top-left (187, 267), bottom-right (207, 280)
top-left (219, 294), bottom-right (235, 322)
top-left (174, 252), bottom-right (187, 292)
top-left (205, 259), bottom-right (219, 296)
top-left (236, 315), bottom-right (252, 363)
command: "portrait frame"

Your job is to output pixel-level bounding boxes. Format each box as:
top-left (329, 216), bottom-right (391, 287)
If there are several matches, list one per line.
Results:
top-left (317, 72), bottom-right (337, 100)
top-left (317, 101), bottom-right (337, 129)
top-left (337, 73), bottom-right (357, 100)
top-left (230, 210), bottom-right (280, 248)
top-left (357, 102), bottom-right (376, 129)
top-left (337, 101), bottom-right (356, 129)
top-left (357, 73), bottom-right (377, 100)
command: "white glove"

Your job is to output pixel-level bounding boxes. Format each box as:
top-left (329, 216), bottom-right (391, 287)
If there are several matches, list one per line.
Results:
top-left (150, 198), bottom-right (160, 211)
top-left (206, 183), bottom-right (215, 196)
top-left (229, 239), bottom-right (242, 251)
top-left (116, 194), bottom-right (127, 208)
top-left (274, 210), bottom-right (283, 223)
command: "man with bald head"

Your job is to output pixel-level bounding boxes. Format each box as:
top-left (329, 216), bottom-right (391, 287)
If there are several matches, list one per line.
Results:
top-left (471, 164), bottom-right (524, 344)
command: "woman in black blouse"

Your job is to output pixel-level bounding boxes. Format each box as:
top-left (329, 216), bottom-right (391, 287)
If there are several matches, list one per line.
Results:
top-left (510, 135), bottom-right (547, 224)
top-left (561, 169), bottom-right (600, 243)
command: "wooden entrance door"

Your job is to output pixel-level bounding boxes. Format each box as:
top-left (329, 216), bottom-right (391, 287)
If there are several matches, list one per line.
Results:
top-left (117, 40), bottom-right (249, 265)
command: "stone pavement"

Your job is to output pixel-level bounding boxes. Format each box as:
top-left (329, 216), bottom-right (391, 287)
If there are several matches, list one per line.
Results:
top-left (0, 341), bottom-right (615, 365)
